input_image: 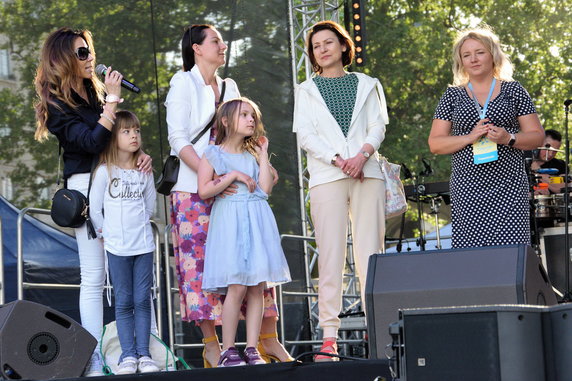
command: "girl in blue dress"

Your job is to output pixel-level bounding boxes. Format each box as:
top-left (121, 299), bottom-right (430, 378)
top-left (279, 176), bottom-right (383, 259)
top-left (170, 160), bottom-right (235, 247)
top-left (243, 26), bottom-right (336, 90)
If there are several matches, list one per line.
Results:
top-left (198, 97), bottom-right (291, 367)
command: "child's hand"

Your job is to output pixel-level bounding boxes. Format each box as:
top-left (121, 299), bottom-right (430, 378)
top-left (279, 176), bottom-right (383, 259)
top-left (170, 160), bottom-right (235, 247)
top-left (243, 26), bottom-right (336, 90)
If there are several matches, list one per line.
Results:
top-left (256, 136), bottom-right (269, 153)
top-left (214, 173), bottom-right (238, 198)
top-left (234, 171), bottom-right (256, 193)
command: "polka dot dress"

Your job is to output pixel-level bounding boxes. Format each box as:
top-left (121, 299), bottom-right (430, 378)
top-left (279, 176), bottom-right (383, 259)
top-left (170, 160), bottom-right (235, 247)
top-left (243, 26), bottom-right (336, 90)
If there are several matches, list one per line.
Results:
top-left (433, 81), bottom-right (536, 248)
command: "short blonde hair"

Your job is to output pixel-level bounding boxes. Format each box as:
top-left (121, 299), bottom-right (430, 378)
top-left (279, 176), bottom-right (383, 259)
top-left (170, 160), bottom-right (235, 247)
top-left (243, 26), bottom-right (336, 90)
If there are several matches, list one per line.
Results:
top-left (451, 26), bottom-right (513, 86)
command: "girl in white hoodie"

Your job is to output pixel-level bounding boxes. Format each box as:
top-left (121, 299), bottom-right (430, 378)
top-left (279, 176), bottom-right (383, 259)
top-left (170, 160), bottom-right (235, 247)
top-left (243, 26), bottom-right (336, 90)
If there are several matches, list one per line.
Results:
top-left (89, 111), bottom-right (159, 375)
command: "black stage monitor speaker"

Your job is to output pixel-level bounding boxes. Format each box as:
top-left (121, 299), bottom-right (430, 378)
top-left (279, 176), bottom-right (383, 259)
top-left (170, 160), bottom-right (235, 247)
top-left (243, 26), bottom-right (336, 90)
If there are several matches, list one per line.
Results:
top-left (398, 305), bottom-right (547, 381)
top-left (543, 303), bottom-right (572, 381)
top-left (365, 244), bottom-right (557, 358)
top-left (0, 300), bottom-right (96, 380)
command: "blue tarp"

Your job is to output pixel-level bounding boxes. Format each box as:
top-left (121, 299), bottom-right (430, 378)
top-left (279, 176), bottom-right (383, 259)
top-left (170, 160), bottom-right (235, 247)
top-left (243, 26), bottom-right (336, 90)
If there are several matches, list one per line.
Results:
top-left (0, 195), bottom-right (83, 320)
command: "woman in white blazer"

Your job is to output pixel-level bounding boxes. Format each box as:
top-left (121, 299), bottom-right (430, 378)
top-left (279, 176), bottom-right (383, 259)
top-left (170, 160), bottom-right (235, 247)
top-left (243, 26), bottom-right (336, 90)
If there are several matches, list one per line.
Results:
top-left (292, 20), bottom-right (389, 361)
top-left (166, 24), bottom-right (292, 367)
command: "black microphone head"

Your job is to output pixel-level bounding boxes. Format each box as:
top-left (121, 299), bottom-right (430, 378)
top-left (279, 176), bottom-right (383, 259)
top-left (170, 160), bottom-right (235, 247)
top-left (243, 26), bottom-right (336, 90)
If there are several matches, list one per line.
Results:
top-left (565, 99), bottom-right (572, 107)
top-left (95, 64), bottom-right (107, 76)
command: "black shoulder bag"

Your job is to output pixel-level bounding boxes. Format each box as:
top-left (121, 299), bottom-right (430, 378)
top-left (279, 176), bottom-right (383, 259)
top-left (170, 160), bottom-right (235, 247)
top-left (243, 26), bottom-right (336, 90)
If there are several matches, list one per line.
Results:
top-left (51, 145), bottom-right (97, 239)
top-left (156, 80), bottom-right (227, 196)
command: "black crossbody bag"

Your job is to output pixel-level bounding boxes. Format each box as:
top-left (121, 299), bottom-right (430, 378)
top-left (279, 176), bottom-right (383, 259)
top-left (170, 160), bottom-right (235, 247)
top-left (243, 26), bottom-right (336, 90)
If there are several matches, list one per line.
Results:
top-left (156, 81), bottom-right (227, 196)
top-left (50, 145), bottom-right (98, 239)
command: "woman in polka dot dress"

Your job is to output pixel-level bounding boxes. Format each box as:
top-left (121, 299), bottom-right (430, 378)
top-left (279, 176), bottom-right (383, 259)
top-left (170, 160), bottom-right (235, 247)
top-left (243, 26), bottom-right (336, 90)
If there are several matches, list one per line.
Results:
top-left (292, 20), bottom-right (389, 361)
top-left (429, 26), bottom-right (544, 248)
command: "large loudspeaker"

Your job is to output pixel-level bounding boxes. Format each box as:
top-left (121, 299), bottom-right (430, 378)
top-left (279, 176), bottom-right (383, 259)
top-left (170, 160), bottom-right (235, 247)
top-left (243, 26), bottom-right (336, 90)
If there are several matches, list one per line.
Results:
top-left (398, 305), bottom-right (547, 381)
top-left (543, 303), bottom-right (572, 381)
top-left (0, 300), bottom-right (96, 379)
top-left (365, 244), bottom-right (557, 358)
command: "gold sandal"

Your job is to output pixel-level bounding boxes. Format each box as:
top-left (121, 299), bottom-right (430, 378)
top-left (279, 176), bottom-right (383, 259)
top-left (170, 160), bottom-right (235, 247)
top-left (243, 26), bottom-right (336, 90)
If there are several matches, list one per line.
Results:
top-left (257, 332), bottom-right (295, 363)
top-left (202, 334), bottom-right (220, 368)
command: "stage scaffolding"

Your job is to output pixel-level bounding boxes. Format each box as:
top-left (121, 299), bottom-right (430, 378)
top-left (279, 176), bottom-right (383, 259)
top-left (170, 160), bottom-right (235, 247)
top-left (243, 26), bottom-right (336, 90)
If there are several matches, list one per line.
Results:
top-left (282, 0), bottom-right (367, 358)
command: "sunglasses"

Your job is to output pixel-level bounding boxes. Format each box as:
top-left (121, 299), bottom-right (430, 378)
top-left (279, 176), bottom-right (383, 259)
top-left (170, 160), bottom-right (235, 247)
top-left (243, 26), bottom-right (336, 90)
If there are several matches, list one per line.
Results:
top-left (75, 46), bottom-right (91, 61)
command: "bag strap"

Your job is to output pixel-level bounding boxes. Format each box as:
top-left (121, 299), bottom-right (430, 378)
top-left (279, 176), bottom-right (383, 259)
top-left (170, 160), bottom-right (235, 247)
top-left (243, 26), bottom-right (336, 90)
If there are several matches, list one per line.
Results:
top-left (57, 143), bottom-right (98, 239)
top-left (190, 80), bottom-right (227, 145)
top-left (57, 144), bottom-right (97, 193)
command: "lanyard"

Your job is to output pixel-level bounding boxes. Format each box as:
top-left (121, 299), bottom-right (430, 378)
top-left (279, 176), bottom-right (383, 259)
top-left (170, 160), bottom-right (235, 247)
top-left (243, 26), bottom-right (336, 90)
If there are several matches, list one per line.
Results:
top-left (468, 78), bottom-right (496, 119)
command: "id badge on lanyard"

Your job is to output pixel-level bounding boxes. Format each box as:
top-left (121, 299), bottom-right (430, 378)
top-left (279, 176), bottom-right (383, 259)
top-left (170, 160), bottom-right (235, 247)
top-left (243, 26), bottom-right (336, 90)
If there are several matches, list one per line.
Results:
top-left (470, 78), bottom-right (497, 164)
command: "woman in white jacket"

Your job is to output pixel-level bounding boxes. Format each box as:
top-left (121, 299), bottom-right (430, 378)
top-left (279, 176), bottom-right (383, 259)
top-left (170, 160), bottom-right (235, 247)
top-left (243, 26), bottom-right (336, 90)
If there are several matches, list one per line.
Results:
top-left (166, 24), bottom-right (292, 368)
top-left (293, 20), bottom-right (389, 361)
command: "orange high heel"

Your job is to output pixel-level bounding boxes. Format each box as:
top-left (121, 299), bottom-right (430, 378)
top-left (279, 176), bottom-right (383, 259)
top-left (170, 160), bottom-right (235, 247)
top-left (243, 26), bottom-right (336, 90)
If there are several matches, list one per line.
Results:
top-left (202, 335), bottom-right (220, 368)
top-left (257, 332), bottom-right (295, 363)
top-left (314, 339), bottom-right (338, 362)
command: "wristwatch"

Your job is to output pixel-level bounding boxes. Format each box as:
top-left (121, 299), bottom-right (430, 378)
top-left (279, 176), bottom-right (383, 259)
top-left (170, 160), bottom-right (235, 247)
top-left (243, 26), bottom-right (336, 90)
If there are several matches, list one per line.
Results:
top-left (361, 151), bottom-right (371, 159)
top-left (331, 154), bottom-right (340, 166)
top-left (507, 133), bottom-right (516, 147)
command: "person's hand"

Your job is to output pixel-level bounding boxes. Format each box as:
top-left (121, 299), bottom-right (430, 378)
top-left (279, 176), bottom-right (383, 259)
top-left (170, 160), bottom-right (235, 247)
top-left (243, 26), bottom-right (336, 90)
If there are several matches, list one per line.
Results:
top-left (467, 118), bottom-right (491, 144)
top-left (234, 171), bottom-right (256, 192)
top-left (486, 124), bottom-right (510, 145)
top-left (214, 173), bottom-right (238, 198)
top-left (270, 164), bottom-right (279, 185)
top-left (104, 66), bottom-right (123, 97)
top-left (256, 136), bottom-right (269, 153)
top-left (341, 154), bottom-right (367, 179)
top-left (137, 152), bottom-right (153, 174)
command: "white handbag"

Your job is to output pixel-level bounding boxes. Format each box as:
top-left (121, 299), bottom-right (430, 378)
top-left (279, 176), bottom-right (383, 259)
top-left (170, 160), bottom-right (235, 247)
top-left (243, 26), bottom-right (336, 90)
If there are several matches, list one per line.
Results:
top-left (379, 156), bottom-right (408, 218)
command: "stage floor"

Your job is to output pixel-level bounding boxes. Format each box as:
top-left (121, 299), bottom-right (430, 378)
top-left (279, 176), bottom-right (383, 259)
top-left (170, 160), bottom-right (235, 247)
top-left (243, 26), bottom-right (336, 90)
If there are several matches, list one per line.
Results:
top-left (46, 359), bottom-right (391, 381)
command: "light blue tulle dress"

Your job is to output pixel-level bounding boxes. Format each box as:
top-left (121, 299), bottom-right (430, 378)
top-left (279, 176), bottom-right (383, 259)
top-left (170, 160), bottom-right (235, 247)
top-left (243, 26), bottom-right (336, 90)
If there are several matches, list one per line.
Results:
top-left (201, 145), bottom-right (291, 294)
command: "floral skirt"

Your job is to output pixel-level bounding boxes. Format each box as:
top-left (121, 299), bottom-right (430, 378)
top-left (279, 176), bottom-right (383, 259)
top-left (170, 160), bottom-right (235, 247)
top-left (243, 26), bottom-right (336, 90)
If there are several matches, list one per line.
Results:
top-left (170, 191), bottom-right (278, 324)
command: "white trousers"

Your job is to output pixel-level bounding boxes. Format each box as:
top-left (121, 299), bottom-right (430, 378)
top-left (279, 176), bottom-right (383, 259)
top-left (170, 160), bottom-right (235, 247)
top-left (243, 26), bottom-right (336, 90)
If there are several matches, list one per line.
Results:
top-left (310, 178), bottom-right (385, 338)
top-left (68, 173), bottom-right (106, 343)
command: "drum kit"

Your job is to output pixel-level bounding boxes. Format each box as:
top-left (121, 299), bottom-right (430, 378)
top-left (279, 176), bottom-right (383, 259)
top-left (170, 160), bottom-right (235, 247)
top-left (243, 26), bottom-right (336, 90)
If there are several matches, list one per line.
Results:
top-left (529, 145), bottom-right (572, 300)
top-left (530, 146), bottom-right (568, 225)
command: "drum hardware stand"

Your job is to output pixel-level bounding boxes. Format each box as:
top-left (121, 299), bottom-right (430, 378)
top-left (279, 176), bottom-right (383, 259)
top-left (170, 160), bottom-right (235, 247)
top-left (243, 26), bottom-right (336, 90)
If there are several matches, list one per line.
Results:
top-left (562, 99), bottom-right (572, 302)
top-left (429, 196), bottom-right (443, 250)
top-left (525, 157), bottom-right (542, 257)
top-left (396, 163), bottom-right (414, 253)
top-left (415, 159), bottom-right (434, 251)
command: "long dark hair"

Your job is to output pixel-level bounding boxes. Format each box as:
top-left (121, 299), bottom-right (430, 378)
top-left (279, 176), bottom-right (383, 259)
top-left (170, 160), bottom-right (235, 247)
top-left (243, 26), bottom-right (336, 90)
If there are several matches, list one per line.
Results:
top-left (34, 27), bottom-right (105, 141)
top-left (181, 24), bottom-right (214, 72)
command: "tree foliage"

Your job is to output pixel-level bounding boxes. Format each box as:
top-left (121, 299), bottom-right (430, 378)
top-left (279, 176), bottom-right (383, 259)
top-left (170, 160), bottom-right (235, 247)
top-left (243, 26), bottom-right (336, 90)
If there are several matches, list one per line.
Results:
top-left (0, 0), bottom-right (570, 235)
top-left (364, 0), bottom-right (571, 183)
top-left (0, 0), bottom-right (301, 234)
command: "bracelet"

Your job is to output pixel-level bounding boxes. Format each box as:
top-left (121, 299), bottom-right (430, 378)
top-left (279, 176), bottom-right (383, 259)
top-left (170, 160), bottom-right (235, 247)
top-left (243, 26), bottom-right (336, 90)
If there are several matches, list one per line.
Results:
top-left (100, 113), bottom-right (115, 125)
top-left (105, 94), bottom-right (124, 104)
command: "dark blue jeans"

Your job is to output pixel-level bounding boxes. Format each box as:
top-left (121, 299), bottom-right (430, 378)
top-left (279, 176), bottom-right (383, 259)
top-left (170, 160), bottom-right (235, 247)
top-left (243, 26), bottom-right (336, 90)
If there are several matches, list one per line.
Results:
top-left (107, 251), bottom-right (153, 362)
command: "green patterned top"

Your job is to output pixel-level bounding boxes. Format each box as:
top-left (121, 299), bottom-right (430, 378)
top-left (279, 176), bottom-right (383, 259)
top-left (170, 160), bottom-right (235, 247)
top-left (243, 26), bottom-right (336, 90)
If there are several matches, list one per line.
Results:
top-left (313, 73), bottom-right (358, 137)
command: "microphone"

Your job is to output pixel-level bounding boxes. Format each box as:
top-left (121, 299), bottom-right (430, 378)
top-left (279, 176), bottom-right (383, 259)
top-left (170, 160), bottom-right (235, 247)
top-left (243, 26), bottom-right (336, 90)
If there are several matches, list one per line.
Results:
top-left (535, 168), bottom-right (559, 175)
top-left (95, 64), bottom-right (140, 93)
top-left (564, 99), bottom-right (572, 107)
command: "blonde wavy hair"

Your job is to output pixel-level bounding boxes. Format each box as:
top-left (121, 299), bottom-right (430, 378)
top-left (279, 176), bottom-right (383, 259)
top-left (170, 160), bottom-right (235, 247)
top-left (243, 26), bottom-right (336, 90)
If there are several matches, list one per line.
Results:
top-left (34, 27), bottom-right (105, 142)
top-left (215, 97), bottom-right (266, 157)
top-left (452, 25), bottom-right (514, 86)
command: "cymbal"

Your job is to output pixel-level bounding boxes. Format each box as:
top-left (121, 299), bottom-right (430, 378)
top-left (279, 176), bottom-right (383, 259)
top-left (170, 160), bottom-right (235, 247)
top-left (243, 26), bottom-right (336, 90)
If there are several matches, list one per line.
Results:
top-left (537, 146), bottom-right (564, 153)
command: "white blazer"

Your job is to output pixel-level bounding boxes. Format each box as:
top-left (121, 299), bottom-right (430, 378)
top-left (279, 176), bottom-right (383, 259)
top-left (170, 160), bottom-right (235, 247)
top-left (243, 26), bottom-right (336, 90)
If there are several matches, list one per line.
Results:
top-left (292, 72), bottom-right (389, 188)
top-left (165, 65), bottom-right (240, 193)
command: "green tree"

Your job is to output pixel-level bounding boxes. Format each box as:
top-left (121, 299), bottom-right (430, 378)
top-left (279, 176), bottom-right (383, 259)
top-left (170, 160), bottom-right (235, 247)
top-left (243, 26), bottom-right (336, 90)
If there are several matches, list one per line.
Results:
top-left (0, 0), bottom-right (302, 235)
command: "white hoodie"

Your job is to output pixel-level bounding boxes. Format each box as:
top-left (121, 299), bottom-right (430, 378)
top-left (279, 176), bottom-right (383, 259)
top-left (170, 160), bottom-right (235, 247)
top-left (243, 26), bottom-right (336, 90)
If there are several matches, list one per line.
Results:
top-left (293, 72), bottom-right (389, 188)
top-left (89, 164), bottom-right (156, 256)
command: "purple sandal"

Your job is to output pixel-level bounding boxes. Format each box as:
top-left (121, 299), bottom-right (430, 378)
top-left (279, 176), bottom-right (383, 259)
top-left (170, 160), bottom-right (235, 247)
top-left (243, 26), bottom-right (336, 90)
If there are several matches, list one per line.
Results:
top-left (218, 347), bottom-right (246, 367)
top-left (244, 347), bottom-right (266, 365)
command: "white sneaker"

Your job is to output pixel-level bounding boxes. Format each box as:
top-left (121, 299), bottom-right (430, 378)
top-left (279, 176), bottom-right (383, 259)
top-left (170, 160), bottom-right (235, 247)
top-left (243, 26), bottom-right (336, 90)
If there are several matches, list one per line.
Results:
top-left (138, 356), bottom-right (160, 373)
top-left (83, 352), bottom-right (104, 377)
top-left (116, 356), bottom-right (138, 375)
